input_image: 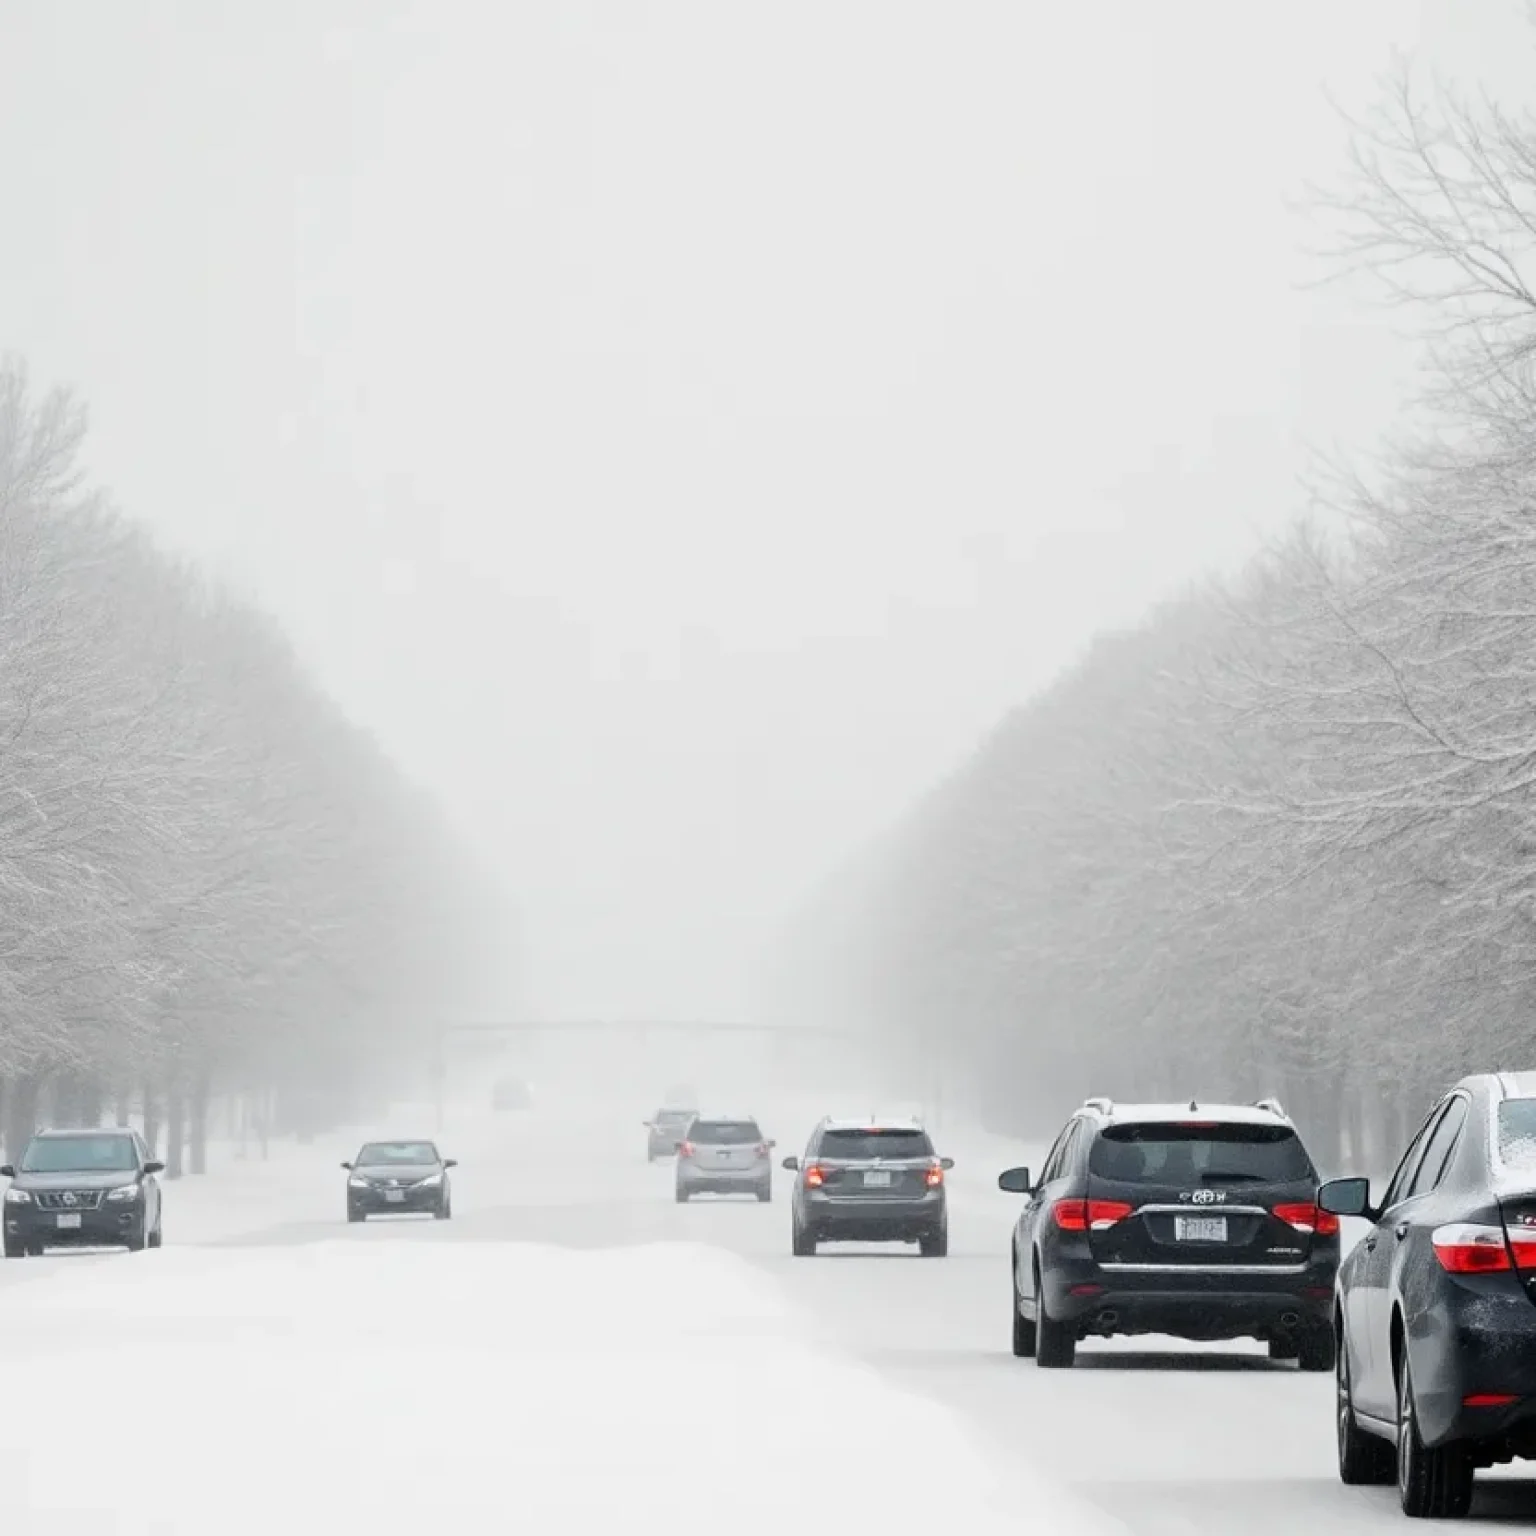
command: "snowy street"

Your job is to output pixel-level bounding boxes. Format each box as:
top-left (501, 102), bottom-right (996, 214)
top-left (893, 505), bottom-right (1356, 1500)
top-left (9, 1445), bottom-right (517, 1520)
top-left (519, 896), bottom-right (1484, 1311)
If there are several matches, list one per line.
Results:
top-left (9, 1097), bottom-right (1533, 1533)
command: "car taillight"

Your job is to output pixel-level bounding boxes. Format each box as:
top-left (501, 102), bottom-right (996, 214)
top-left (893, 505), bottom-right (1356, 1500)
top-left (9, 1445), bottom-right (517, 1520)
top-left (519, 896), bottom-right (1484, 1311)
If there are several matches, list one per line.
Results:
top-left (755, 1143), bottom-right (770, 1158)
top-left (1503, 1223), bottom-right (1536, 1270)
top-left (805, 1164), bottom-right (828, 1188)
top-left (1432, 1223), bottom-right (1513, 1273)
top-left (924, 1161), bottom-right (944, 1188)
top-left (1273, 1203), bottom-right (1341, 1237)
top-left (678, 1141), bottom-right (695, 1159)
top-left (1053, 1198), bottom-right (1134, 1231)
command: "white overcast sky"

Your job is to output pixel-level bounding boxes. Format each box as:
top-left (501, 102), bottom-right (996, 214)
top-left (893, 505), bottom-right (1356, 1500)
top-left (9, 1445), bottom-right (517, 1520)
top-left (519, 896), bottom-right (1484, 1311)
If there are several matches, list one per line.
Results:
top-left (0, 2), bottom-right (1528, 1020)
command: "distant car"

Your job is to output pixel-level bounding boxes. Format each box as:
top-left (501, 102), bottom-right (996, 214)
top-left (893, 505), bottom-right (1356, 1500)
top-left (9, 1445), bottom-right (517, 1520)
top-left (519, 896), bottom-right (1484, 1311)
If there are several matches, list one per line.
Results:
top-left (645, 1107), bottom-right (696, 1161)
top-left (998, 1096), bottom-right (1337, 1370)
top-left (343, 1139), bottom-right (456, 1222)
top-left (783, 1118), bottom-right (952, 1257)
top-left (1, 1127), bottom-right (165, 1257)
top-left (675, 1116), bottom-right (775, 1202)
top-left (492, 1076), bottom-right (532, 1111)
top-left (1323, 1071), bottom-right (1536, 1518)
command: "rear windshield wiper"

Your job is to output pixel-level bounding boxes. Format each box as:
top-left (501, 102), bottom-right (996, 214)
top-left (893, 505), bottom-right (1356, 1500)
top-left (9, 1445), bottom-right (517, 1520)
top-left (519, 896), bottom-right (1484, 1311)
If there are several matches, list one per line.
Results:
top-left (1196, 1171), bottom-right (1267, 1182)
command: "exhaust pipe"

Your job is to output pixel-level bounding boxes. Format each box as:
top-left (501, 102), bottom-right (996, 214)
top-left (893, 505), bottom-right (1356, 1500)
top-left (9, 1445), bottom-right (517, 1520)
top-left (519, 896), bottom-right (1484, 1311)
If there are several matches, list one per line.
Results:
top-left (1279, 1311), bottom-right (1301, 1329)
top-left (1097, 1309), bottom-right (1120, 1331)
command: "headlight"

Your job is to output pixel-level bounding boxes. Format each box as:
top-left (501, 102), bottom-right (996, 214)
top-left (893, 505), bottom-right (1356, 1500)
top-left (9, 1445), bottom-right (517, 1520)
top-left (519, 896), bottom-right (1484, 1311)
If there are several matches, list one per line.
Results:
top-left (348, 1176), bottom-right (372, 1189)
top-left (4, 1188), bottom-right (30, 1204)
top-left (106, 1184), bottom-right (140, 1202)
top-left (418, 1173), bottom-right (443, 1188)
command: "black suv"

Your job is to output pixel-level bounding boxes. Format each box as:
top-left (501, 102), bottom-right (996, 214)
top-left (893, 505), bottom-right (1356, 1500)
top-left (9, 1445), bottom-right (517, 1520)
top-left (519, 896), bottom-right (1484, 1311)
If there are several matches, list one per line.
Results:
top-left (2, 1127), bottom-right (165, 1257)
top-left (784, 1117), bottom-right (954, 1257)
top-left (998, 1097), bottom-right (1337, 1369)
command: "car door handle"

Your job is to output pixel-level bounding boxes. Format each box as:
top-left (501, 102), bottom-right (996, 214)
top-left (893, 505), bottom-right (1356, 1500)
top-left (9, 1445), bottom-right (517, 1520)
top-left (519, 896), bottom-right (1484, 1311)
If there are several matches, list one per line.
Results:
top-left (1394, 1224), bottom-right (1409, 1241)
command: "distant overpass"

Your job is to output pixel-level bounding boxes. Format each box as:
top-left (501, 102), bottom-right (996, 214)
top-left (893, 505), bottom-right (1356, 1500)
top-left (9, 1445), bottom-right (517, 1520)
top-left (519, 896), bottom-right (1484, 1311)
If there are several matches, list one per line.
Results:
top-left (439, 1019), bottom-right (851, 1039)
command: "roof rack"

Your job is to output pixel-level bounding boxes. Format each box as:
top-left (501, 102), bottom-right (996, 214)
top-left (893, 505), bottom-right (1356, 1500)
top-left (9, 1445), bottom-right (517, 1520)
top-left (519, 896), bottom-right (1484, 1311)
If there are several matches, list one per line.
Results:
top-left (1081, 1096), bottom-right (1114, 1115)
top-left (1253, 1097), bottom-right (1286, 1118)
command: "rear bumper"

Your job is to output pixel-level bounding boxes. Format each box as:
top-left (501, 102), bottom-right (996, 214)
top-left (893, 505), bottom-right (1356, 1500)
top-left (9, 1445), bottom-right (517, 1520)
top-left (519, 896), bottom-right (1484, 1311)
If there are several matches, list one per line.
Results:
top-left (802, 1191), bottom-right (946, 1241)
top-left (677, 1162), bottom-right (768, 1192)
top-left (1042, 1256), bottom-right (1336, 1340)
top-left (1406, 1286), bottom-right (1536, 1454)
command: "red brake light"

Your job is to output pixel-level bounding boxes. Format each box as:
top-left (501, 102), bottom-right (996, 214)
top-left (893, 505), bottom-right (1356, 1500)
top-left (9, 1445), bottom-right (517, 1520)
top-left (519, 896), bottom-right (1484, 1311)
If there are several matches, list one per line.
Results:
top-left (1273, 1203), bottom-right (1340, 1237)
top-left (1177, 1121), bottom-right (1219, 1128)
top-left (1464, 1393), bottom-right (1520, 1408)
top-left (678, 1141), bottom-right (695, 1159)
top-left (924, 1161), bottom-right (944, 1188)
top-left (805, 1164), bottom-right (828, 1188)
top-left (755, 1143), bottom-right (770, 1158)
top-left (1432, 1223), bottom-right (1512, 1273)
top-left (1502, 1223), bottom-right (1536, 1269)
top-left (1053, 1198), bottom-right (1134, 1231)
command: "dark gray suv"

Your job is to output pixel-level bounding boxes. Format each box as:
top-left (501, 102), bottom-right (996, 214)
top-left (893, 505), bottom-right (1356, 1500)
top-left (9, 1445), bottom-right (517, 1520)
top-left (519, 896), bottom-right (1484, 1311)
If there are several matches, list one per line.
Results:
top-left (2, 1127), bottom-right (165, 1256)
top-left (784, 1118), bottom-right (953, 1257)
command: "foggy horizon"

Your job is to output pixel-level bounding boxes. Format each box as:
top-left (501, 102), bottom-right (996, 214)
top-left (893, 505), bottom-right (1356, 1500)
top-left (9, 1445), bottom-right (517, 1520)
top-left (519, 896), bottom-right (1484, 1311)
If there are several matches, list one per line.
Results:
top-left (3, 0), bottom-right (1529, 1020)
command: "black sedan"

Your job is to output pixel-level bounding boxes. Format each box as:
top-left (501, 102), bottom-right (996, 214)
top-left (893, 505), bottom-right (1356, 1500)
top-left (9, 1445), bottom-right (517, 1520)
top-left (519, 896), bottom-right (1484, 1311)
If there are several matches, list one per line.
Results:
top-left (344, 1139), bottom-right (456, 1222)
top-left (1322, 1070), bottom-right (1536, 1518)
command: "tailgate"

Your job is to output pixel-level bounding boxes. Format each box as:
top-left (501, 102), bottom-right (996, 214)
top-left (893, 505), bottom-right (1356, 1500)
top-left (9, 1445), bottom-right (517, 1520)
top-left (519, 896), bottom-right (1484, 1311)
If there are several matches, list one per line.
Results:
top-left (817, 1160), bottom-right (929, 1198)
top-left (1083, 1176), bottom-right (1316, 1267)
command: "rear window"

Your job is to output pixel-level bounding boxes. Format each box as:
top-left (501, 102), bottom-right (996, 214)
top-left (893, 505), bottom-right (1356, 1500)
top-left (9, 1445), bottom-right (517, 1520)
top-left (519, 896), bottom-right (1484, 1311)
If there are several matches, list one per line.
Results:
top-left (1497, 1100), bottom-right (1536, 1166)
top-left (1089, 1122), bottom-right (1313, 1185)
top-left (818, 1128), bottom-right (935, 1161)
top-left (688, 1120), bottom-right (762, 1144)
top-left (656, 1109), bottom-right (694, 1124)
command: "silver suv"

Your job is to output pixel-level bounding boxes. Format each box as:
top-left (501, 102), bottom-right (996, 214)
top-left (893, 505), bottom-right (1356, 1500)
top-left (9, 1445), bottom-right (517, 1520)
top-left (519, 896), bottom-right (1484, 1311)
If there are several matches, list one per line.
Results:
top-left (645, 1107), bottom-right (697, 1161)
top-left (675, 1116), bottom-right (776, 1202)
top-left (784, 1117), bottom-right (953, 1256)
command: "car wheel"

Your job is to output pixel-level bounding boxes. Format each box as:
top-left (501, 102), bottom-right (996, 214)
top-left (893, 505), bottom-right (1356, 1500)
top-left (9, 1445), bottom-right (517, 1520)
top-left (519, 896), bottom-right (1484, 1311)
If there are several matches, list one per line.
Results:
top-left (1011, 1248), bottom-right (1037, 1358)
top-left (792, 1219), bottom-right (816, 1257)
top-left (675, 1187), bottom-right (690, 1203)
top-left (1297, 1325), bottom-right (1335, 1373)
top-left (348, 1209), bottom-right (366, 1224)
top-left (126, 1217), bottom-right (148, 1253)
top-left (434, 1196), bottom-right (451, 1221)
top-left (756, 1181), bottom-right (772, 1203)
top-left (1397, 1352), bottom-right (1473, 1517)
top-left (1034, 1264), bottom-right (1076, 1369)
top-left (1268, 1336), bottom-right (1298, 1362)
top-left (148, 1221), bottom-right (163, 1250)
top-left (919, 1227), bottom-right (948, 1258)
top-left (3, 1237), bottom-right (25, 1260)
top-left (1337, 1330), bottom-right (1393, 1486)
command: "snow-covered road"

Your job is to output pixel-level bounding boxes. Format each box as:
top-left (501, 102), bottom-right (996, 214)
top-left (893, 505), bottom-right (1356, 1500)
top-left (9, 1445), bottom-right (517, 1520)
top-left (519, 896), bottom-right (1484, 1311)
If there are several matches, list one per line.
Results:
top-left (7, 1094), bottom-right (1536, 1531)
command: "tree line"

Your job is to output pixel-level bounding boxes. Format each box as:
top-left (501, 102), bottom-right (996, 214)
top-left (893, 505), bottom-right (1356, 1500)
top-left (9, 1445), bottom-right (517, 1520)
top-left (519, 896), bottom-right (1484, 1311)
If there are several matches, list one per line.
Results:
top-left (0, 361), bottom-right (507, 1170)
top-left (764, 62), bottom-right (1536, 1175)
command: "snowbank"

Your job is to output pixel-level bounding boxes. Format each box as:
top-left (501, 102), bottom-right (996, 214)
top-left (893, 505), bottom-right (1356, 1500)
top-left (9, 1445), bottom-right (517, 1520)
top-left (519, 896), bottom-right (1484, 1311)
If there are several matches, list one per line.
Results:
top-left (8, 1240), bottom-right (1121, 1535)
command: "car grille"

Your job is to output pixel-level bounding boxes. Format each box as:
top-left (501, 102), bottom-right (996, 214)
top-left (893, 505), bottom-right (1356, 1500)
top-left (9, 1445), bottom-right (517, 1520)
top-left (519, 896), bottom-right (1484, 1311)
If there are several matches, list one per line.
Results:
top-left (35, 1190), bottom-right (105, 1211)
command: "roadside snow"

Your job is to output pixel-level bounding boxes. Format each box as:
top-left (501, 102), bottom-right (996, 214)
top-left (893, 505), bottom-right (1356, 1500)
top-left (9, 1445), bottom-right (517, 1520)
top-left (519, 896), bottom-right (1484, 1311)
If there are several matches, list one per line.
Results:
top-left (7, 1239), bottom-right (1122, 1535)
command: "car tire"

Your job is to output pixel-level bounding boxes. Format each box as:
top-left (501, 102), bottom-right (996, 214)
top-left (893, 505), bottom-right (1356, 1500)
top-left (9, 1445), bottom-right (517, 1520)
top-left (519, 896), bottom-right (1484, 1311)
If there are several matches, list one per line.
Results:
top-left (1268, 1336), bottom-right (1298, 1362)
top-left (148, 1220), bottom-right (163, 1250)
top-left (675, 1187), bottom-right (690, 1203)
top-left (348, 1210), bottom-right (365, 1224)
top-left (919, 1227), bottom-right (948, 1258)
top-left (1297, 1325), bottom-right (1335, 1373)
top-left (792, 1220), bottom-right (816, 1257)
top-left (755, 1181), bottom-right (772, 1203)
top-left (1011, 1249), bottom-right (1037, 1358)
top-left (126, 1217), bottom-right (148, 1253)
top-left (3, 1237), bottom-right (25, 1260)
top-left (434, 1197), bottom-right (451, 1221)
top-left (1035, 1266), bottom-right (1076, 1369)
top-left (1337, 1331), bottom-right (1393, 1486)
top-left (1397, 1353), bottom-right (1473, 1517)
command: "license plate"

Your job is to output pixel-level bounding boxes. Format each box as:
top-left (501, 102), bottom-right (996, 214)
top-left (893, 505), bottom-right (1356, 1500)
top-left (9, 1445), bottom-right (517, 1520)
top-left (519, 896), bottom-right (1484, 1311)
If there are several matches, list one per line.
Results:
top-left (56, 1213), bottom-right (82, 1230)
top-left (1175, 1216), bottom-right (1227, 1242)
top-left (384, 1191), bottom-right (405, 1204)
top-left (863, 1170), bottom-right (892, 1187)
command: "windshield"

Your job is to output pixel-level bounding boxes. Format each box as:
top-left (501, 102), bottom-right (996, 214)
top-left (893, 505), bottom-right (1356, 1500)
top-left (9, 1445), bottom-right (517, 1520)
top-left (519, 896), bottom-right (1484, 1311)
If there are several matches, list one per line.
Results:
top-left (1497, 1100), bottom-right (1536, 1166)
top-left (656, 1109), bottom-right (694, 1125)
top-left (688, 1120), bottom-right (762, 1144)
top-left (818, 1128), bottom-right (934, 1161)
top-left (356, 1142), bottom-right (439, 1166)
top-left (21, 1135), bottom-right (138, 1174)
top-left (1090, 1123), bottom-right (1313, 1185)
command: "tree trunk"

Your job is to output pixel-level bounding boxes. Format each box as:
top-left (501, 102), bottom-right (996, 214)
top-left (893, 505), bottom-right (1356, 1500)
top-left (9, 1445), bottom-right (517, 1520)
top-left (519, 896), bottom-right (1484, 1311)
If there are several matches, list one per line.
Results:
top-left (79, 1078), bottom-right (104, 1127)
top-left (165, 1088), bottom-right (185, 1179)
top-left (6, 1074), bottom-right (42, 1163)
top-left (189, 1070), bottom-right (210, 1175)
top-left (115, 1089), bottom-right (131, 1128)
top-left (142, 1083), bottom-right (161, 1158)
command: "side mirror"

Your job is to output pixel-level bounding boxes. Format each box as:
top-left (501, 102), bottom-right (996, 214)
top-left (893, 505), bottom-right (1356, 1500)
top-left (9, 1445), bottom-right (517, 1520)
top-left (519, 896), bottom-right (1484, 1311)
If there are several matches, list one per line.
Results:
top-left (1318, 1176), bottom-right (1374, 1220)
top-left (996, 1166), bottom-right (1032, 1194)
top-left (782, 1156), bottom-right (800, 1171)
top-left (341, 1161), bottom-right (353, 1171)
top-left (940, 1157), bottom-right (955, 1171)
top-left (143, 1160), bottom-right (165, 1176)
top-left (444, 1158), bottom-right (458, 1169)
top-left (0, 1165), bottom-right (15, 1179)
